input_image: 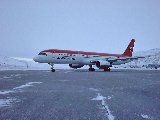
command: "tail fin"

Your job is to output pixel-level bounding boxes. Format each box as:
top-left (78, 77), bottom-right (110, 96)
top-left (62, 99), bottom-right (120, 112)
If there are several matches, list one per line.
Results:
top-left (122, 39), bottom-right (135, 57)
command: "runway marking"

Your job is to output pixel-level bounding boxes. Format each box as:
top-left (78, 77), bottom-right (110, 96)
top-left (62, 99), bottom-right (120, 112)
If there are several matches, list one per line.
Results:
top-left (91, 93), bottom-right (115, 120)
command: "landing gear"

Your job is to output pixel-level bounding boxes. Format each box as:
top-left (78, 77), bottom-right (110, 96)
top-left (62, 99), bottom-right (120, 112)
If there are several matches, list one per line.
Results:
top-left (89, 65), bottom-right (95, 71)
top-left (51, 68), bottom-right (55, 72)
top-left (89, 68), bottom-right (95, 71)
top-left (104, 67), bottom-right (110, 71)
top-left (50, 63), bottom-right (55, 72)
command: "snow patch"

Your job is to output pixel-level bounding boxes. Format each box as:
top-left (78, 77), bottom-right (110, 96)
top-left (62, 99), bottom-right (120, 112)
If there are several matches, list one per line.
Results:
top-left (89, 88), bottom-right (99, 91)
top-left (0, 90), bottom-right (14, 95)
top-left (13, 82), bottom-right (42, 90)
top-left (141, 114), bottom-right (151, 119)
top-left (108, 96), bottom-right (112, 100)
top-left (0, 99), bottom-right (12, 106)
top-left (60, 80), bottom-right (70, 82)
top-left (15, 74), bottom-right (21, 76)
top-left (0, 98), bottom-right (20, 107)
top-left (3, 76), bottom-right (11, 79)
top-left (92, 93), bottom-right (115, 120)
top-left (0, 82), bottom-right (42, 94)
top-left (64, 70), bottom-right (73, 73)
top-left (0, 82), bottom-right (42, 107)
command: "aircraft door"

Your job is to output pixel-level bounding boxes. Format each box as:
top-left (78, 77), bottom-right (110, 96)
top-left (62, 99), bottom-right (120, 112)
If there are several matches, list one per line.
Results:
top-left (52, 52), bottom-right (56, 58)
top-left (86, 55), bottom-right (90, 58)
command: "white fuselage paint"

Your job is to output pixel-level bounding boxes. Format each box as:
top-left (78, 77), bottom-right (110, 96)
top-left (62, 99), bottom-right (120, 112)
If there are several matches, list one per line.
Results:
top-left (33, 52), bottom-right (130, 65)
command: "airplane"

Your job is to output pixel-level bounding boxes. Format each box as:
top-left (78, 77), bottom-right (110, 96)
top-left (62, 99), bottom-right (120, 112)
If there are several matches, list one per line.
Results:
top-left (33, 39), bottom-right (146, 72)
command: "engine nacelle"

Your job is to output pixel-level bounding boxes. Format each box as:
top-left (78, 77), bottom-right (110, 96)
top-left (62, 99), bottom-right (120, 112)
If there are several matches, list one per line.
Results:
top-left (96, 60), bottom-right (112, 69)
top-left (69, 64), bottom-right (84, 68)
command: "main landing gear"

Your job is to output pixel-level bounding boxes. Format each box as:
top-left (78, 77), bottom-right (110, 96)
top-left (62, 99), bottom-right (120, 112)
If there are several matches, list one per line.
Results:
top-left (104, 67), bottom-right (111, 71)
top-left (89, 65), bottom-right (95, 71)
top-left (50, 63), bottom-right (55, 72)
top-left (88, 65), bottom-right (111, 71)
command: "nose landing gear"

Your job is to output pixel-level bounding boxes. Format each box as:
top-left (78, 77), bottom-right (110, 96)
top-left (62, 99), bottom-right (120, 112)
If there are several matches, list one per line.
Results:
top-left (49, 63), bottom-right (55, 72)
top-left (51, 67), bottom-right (55, 72)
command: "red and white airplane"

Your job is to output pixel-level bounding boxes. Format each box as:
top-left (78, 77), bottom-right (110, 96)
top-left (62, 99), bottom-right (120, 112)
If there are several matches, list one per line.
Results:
top-left (33, 39), bottom-right (144, 72)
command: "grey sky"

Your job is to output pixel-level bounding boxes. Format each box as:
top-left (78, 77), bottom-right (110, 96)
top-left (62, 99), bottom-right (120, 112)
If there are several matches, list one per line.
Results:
top-left (0, 0), bottom-right (160, 58)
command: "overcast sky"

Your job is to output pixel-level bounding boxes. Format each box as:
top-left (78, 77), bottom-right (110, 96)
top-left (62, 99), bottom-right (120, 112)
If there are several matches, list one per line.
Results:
top-left (0, 0), bottom-right (160, 58)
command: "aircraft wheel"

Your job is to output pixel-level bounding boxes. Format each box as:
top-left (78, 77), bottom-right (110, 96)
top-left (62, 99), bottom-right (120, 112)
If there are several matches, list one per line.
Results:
top-left (91, 68), bottom-right (95, 71)
top-left (104, 68), bottom-right (110, 71)
top-left (51, 69), bottom-right (55, 72)
top-left (89, 68), bottom-right (95, 71)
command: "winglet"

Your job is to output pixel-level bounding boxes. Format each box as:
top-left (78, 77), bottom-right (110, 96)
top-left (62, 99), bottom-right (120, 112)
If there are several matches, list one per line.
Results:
top-left (122, 39), bottom-right (135, 57)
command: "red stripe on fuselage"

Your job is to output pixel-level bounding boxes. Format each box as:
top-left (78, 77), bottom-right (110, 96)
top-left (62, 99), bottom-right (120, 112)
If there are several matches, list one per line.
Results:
top-left (40, 49), bottom-right (127, 57)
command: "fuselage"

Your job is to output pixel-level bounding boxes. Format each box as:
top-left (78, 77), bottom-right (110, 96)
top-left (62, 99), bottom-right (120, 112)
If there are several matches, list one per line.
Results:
top-left (33, 49), bottom-right (131, 65)
top-left (33, 39), bottom-right (136, 71)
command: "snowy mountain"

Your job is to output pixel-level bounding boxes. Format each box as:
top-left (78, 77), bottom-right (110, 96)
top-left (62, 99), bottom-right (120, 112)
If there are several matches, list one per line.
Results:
top-left (0, 48), bottom-right (160, 70)
top-left (123, 48), bottom-right (160, 67)
top-left (0, 55), bottom-right (71, 70)
top-left (0, 56), bottom-right (49, 70)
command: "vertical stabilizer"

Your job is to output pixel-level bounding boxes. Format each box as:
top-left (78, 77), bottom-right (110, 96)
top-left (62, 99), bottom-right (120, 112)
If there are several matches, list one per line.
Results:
top-left (122, 39), bottom-right (135, 57)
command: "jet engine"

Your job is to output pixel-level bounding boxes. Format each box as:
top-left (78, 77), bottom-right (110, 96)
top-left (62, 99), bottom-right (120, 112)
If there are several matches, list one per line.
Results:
top-left (69, 64), bottom-right (84, 68)
top-left (96, 60), bottom-right (112, 69)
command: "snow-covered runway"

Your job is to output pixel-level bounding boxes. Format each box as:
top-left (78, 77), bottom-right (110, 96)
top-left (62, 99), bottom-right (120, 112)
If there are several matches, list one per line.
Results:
top-left (0, 69), bottom-right (160, 119)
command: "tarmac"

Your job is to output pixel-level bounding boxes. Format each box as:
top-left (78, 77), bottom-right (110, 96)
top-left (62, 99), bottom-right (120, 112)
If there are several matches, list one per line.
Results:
top-left (0, 69), bottom-right (160, 120)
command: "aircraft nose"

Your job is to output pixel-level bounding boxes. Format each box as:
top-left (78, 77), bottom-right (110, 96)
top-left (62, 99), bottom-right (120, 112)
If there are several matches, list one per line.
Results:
top-left (33, 56), bottom-right (39, 62)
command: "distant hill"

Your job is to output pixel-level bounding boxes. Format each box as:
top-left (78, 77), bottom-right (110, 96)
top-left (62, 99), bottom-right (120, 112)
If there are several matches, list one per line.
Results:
top-left (0, 56), bottom-right (49, 70)
top-left (0, 56), bottom-right (70, 70)
top-left (124, 48), bottom-right (160, 67)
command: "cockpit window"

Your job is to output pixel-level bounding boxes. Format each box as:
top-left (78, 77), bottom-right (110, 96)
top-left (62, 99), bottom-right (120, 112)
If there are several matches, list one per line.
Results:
top-left (38, 53), bottom-right (47, 56)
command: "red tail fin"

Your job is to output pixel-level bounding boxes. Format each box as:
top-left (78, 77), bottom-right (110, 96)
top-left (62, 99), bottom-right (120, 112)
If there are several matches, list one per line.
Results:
top-left (122, 39), bottom-right (135, 57)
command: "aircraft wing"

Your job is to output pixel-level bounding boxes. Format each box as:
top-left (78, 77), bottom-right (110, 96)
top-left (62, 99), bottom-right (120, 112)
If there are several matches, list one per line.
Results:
top-left (107, 55), bottom-right (152, 62)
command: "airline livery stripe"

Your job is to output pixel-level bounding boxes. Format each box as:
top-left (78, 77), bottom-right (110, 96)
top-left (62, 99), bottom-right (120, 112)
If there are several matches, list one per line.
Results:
top-left (40, 49), bottom-right (127, 57)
